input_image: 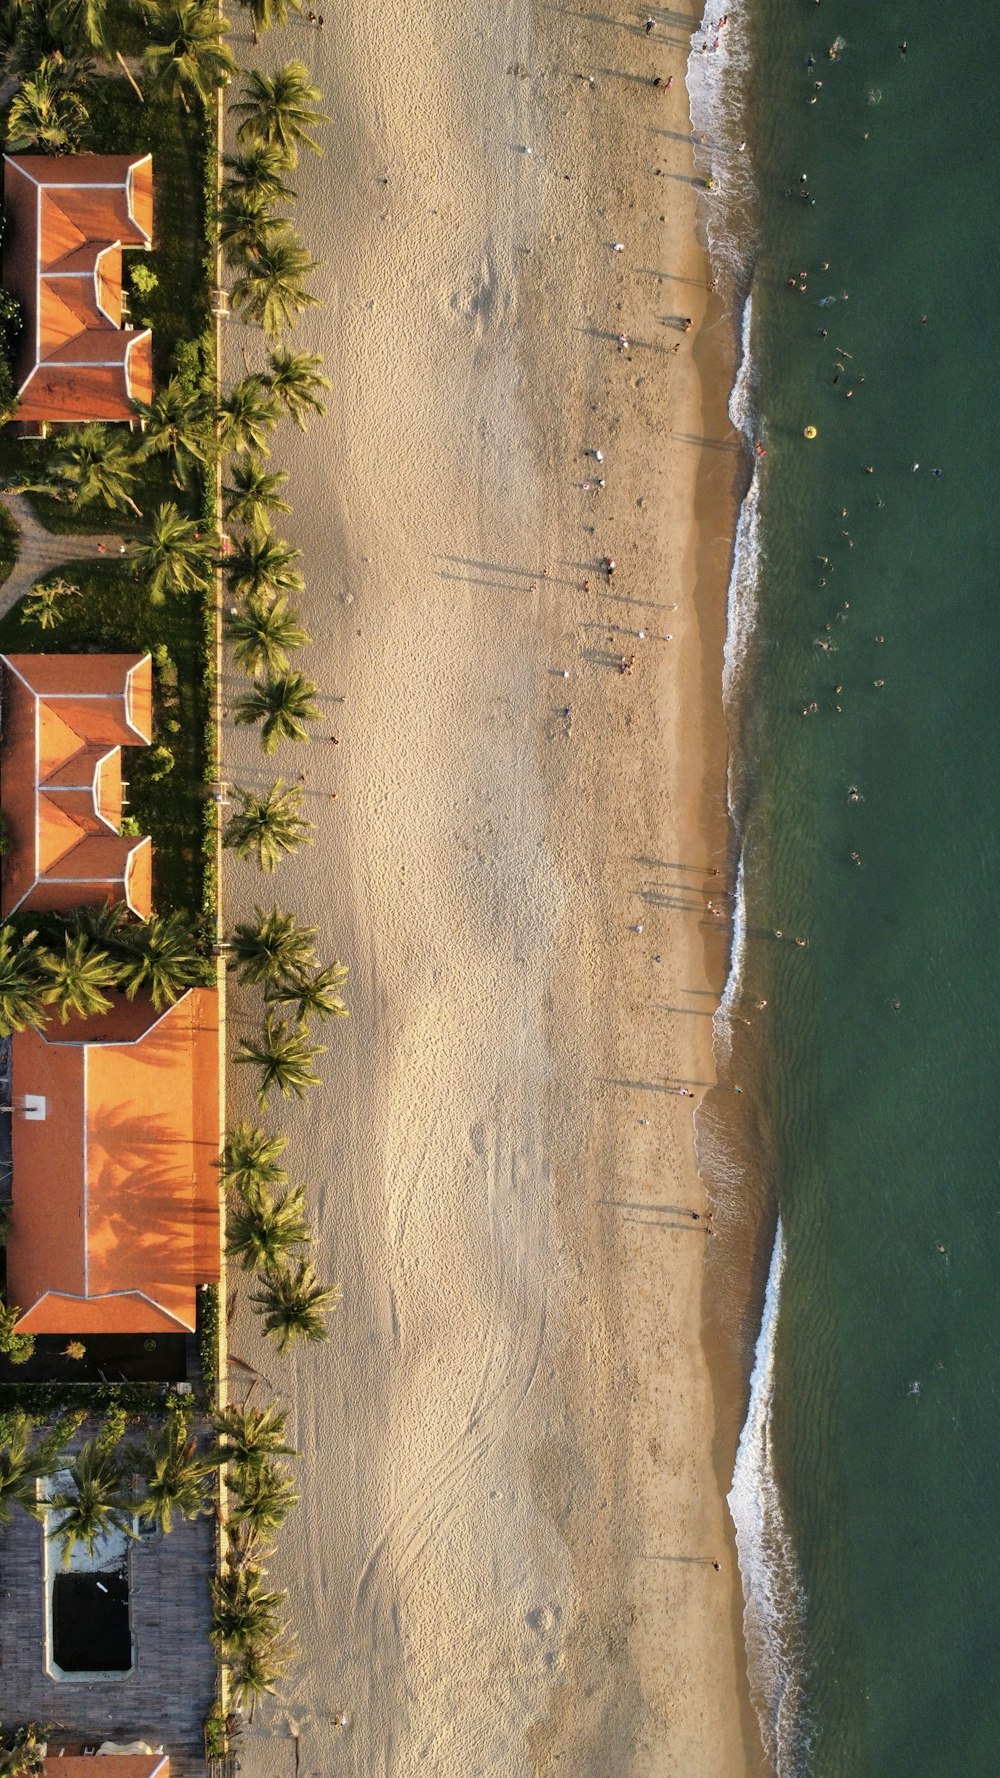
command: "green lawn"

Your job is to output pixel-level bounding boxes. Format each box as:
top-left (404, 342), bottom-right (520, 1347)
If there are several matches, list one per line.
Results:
top-left (0, 565), bottom-right (215, 918)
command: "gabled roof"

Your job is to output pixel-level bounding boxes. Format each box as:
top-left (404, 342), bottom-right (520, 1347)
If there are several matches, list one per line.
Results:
top-left (2, 153), bottom-right (154, 423)
top-left (43, 1756), bottom-right (169, 1778)
top-left (7, 989), bottom-right (221, 1335)
top-left (1, 652), bottom-right (153, 919)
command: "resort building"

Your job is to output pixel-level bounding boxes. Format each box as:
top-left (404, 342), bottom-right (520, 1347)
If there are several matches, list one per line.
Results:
top-left (39, 1757), bottom-right (168, 1777)
top-left (0, 652), bottom-right (153, 920)
top-left (5, 987), bottom-right (221, 1336)
top-left (1, 152), bottom-right (154, 425)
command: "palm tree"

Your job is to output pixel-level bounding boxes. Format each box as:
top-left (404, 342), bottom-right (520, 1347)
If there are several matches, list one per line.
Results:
top-left (236, 1014), bottom-right (325, 1104)
top-left (217, 378), bottom-right (282, 461)
top-left (21, 576), bottom-right (81, 631)
top-left (226, 527), bottom-right (303, 603)
top-left (48, 0), bottom-right (112, 56)
top-left (227, 1183), bottom-right (311, 1272)
top-left (224, 457), bottom-right (292, 535)
top-left (233, 671), bottom-right (319, 752)
top-left (115, 910), bottom-right (209, 1009)
top-left (131, 502), bottom-right (214, 602)
top-left (228, 905), bottom-right (318, 986)
top-left (222, 780), bottom-right (314, 872)
top-left (217, 187), bottom-right (283, 269)
top-left (211, 1564), bottom-right (286, 1655)
top-left (229, 226), bottom-right (320, 336)
top-left (34, 423), bottom-right (141, 514)
top-left (0, 1416), bottom-right (45, 1530)
top-left (132, 376), bottom-right (214, 489)
top-left (6, 53), bottom-right (90, 153)
top-left (223, 144), bottom-right (296, 205)
top-left (232, 62), bottom-right (329, 163)
top-left (251, 1260), bottom-right (341, 1353)
top-left (263, 348), bottom-right (330, 430)
top-left (136, 1416), bottom-right (215, 1536)
top-left (227, 1457), bottom-right (299, 1537)
top-left (142, 0), bottom-right (235, 111)
top-left (225, 1636), bottom-right (294, 1718)
top-left (39, 931), bottom-right (117, 1023)
top-left (219, 1121), bottom-right (289, 1195)
top-left (267, 959), bottom-right (349, 1024)
top-left (0, 927), bottom-right (47, 1036)
top-left (209, 1401), bottom-right (297, 1478)
top-left (46, 1439), bottom-right (134, 1566)
top-left (228, 590), bottom-right (310, 679)
top-left (67, 899), bottom-right (131, 949)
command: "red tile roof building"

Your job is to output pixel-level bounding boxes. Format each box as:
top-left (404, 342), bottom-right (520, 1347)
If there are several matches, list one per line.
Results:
top-left (2, 153), bottom-right (154, 423)
top-left (6, 989), bottom-right (221, 1335)
top-left (0, 652), bottom-right (153, 920)
top-left (43, 1755), bottom-right (169, 1778)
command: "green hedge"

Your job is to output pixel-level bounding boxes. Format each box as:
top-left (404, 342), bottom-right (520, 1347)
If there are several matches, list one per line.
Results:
top-left (197, 1281), bottom-right (220, 1396)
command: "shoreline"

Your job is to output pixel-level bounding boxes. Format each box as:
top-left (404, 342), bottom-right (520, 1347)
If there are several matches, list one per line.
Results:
top-left (219, 3), bottom-right (763, 1772)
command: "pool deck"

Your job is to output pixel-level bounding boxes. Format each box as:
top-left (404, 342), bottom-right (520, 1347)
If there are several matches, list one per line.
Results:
top-left (0, 1504), bottom-right (215, 1777)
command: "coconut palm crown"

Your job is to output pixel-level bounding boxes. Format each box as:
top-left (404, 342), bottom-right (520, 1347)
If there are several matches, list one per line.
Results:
top-left (235, 1014), bottom-right (326, 1104)
top-left (210, 1400), bottom-right (298, 1477)
top-left (218, 1121), bottom-right (290, 1195)
top-left (251, 1259), bottom-right (341, 1353)
top-left (232, 61), bottom-right (329, 162)
top-left (226, 1181), bottom-right (311, 1273)
top-left (264, 348), bottom-right (330, 429)
top-left (227, 589), bottom-right (311, 679)
top-left (222, 780), bottom-right (315, 872)
top-left (224, 457), bottom-right (292, 535)
top-left (228, 904), bottom-right (318, 986)
top-left (131, 502), bottom-right (214, 603)
top-left (142, 0), bottom-right (235, 111)
top-left (229, 226), bottom-right (320, 336)
top-left (46, 1439), bottom-right (134, 1566)
top-left (137, 1415), bottom-right (216, 1536)
top-left (233, 671), bottom-right (319, 752)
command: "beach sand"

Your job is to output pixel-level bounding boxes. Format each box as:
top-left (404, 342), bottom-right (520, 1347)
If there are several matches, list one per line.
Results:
top-left (221, 3), bottom-right (763, 1773)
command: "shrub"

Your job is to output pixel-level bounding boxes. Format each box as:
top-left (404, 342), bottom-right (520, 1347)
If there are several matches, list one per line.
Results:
top-left (0, 1299), bottom-right (34, 1365)
top-left (203, 1706), bottom-right (228, 1762)
top-left (147, 744), bottom-right (175, 780)
top-left (198, 1282), bottom-right (220, 1395)
top-left (130, 263), bottom-right (159, 296)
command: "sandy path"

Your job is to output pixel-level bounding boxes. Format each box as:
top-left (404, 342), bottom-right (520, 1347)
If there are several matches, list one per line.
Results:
top-left (222, 4), bottom-right (761, 1774)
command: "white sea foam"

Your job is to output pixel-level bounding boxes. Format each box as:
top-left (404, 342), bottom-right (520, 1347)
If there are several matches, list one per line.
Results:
top-left (728, 1222), bottom-right (812, 1776)
top-left (686, 0), bottom-right (756, 291)
top-left (712, 850), bottom-right (746, 1072)
top-left (713, 295), bottom-right (759, 1066)
top-left (685, 16), bottom-right (810, 1766)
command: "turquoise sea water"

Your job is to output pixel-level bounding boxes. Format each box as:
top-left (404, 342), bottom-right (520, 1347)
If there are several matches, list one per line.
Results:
top-left (689, 3), bottom-right (999, 1772)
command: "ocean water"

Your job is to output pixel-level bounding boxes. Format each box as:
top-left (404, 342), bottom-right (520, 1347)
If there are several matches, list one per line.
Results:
top-left (688, 3), bottom-right (1000, 1774)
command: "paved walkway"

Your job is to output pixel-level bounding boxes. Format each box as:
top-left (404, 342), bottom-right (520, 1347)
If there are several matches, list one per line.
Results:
top-left (0, 491), bottom-right (127, 617)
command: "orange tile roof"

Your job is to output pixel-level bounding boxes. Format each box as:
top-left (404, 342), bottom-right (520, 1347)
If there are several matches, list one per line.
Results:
top-left (44, 1758), bottom-right (169, 1778)
top-left (1, 653), bottom-right (153, 919)
top-left (3, 153), bottom-right (154, 423)
top-left (7, 989), bottom-right (221, 1335)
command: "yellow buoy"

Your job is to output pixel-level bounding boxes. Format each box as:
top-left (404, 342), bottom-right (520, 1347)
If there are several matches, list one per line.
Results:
top-left (803, 425), bottom-right (818, 440)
